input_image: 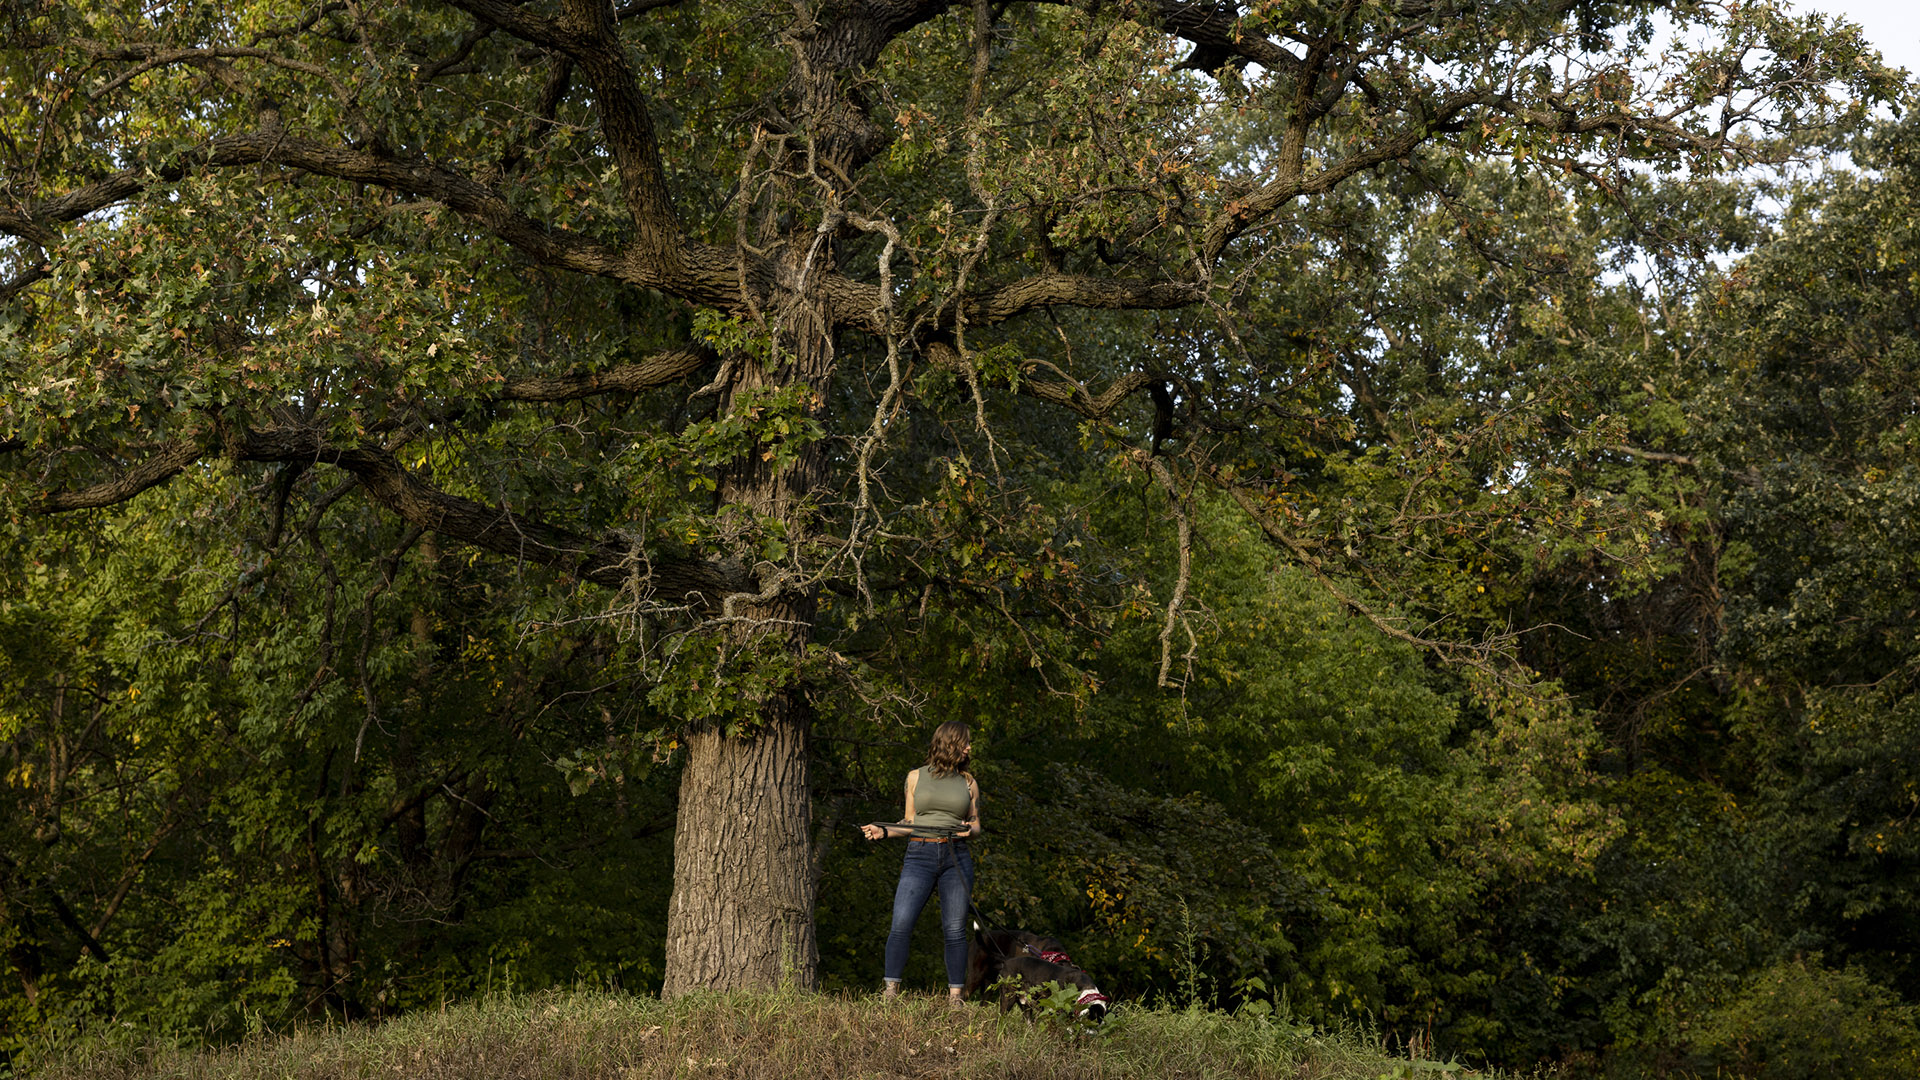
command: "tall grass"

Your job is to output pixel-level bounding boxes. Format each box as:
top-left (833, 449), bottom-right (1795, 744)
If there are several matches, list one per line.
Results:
top-left (28, 988), bottom-right (1490, 1080)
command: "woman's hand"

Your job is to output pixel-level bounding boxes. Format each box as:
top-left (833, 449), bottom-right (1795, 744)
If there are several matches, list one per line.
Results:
top-left (860, 824), bottom-right (887, 841)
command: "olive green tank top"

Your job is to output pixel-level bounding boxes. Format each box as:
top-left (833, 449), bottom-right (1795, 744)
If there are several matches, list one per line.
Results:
top-left (911, 767), bottom-right (971, 838)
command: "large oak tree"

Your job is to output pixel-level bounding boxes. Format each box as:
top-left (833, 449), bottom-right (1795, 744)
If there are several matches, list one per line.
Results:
top-left (0, 0), bottom-right (1896, 995)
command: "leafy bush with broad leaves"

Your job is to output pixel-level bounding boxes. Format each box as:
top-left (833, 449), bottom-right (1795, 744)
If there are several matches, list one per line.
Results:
top-left (1604, 958), bottom-right (1920, 1080)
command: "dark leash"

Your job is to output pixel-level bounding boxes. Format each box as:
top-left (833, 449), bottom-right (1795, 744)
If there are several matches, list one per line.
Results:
top-left (968, 896), bottom-right (1004, 936)
top-left (854, 829), bottom-right (1111, 1017)
top-left (863, 818), bottom-right (998, 930)
top-left (862, 819), bottom-right (971, 877)
top-left (856, 822), bottom-right (1045, 959)
top-left (861, 820), bottom-right (966, 841)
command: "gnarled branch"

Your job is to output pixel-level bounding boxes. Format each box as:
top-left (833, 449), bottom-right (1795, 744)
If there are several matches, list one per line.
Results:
top-left (925, 338), bottom-right (1159, 421)
top-left (1019, 370), bottom-right (1157, 421)
top-left (444, 0), bottom-right (682, 268)
top-left (962, 274), bottom-right (1203, 326)
top-left (500, 345), bottom-right (714, 402)
top-left (30, 424), bottom-right (748, 607)
top-left (33, 438), bottom-right (210, 513)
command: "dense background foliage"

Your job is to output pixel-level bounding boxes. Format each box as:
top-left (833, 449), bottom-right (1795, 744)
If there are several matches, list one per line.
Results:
top-left (4, 0), bottom-right (1920, 1076)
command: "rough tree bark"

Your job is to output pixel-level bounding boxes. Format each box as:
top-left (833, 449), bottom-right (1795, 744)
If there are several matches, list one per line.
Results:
top-left (665, 286), bottom-right (835, 992)
top-left (665, 716), bottom-right (816, 993)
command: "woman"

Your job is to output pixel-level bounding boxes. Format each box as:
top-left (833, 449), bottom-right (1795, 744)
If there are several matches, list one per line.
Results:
top-left (859, 720), bottom-right (981, 1002)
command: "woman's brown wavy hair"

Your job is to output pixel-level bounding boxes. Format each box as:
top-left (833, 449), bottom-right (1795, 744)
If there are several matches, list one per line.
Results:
top-left (925, 720), bottom-right (971, 777)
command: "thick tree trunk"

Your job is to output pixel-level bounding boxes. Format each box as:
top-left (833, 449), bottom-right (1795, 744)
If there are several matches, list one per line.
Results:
top-left (662, 699), bottom-right (816, 995)
top-left (660, 291), bottom-right (833, 995)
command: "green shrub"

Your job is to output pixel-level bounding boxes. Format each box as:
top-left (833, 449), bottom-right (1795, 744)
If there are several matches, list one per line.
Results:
top-left (1679, 958), bottom-right (1920, 1080)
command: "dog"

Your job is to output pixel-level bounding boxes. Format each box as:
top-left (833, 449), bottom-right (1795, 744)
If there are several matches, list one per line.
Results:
top-left (965, 925), bottom-right (1111, 1022)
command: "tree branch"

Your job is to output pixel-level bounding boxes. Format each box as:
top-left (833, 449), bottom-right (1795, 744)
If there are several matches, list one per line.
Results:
top-left (89, 806), bottom-right (183, 944)
top-left (1609, 444), bottom-right (1697, 467)
top-left (962, 273), bottom-right (1203, 326)
top-left (0, 122), bottom-right (629, 280)
top-left (925, 339), bottom-right (1158, 421)
top-left (1205, 88), bottom-right (1493, 261)
top-left (30, 424), bottom-right (749, 606)
top-left (33, 438), bottom-right (210, 512)
top-left (0, 264), bottom-right (51, 302)
top-left (76, 40), bottom-right (345, 101)
top-left (1036, 0), bottom-right (1303, 74)
top-left (500, 345), bottom-right (713, 402)
top-left (1019, 370), bottom-right (1156, 421)
top-left (1141, 451), bottom-right (1197, 688)
top-left (443, 0), bottom-right (682, 269)
top-left (1205, 458), bottom-right (1516, 675)
top-left (27, 342), bottom-right (711, 511)
top-left (416, 25), bottom-right (495, 83)
top-left (42, 886), bottom-right (110, 966)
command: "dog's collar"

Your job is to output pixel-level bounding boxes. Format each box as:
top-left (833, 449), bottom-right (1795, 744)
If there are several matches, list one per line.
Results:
top-left (1024, 942), bottom-right (1078, 969)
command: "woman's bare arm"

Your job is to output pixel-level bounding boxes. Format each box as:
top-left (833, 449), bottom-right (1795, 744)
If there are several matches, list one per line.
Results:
top-left (859, 770), bottom-right (917, 840)
top-left (964, 776), bottom-right (981, 837)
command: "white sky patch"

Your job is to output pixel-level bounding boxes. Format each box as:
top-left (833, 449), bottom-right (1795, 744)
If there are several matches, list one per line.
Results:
top-left (1802, 0), bottom-right (1920, 77)
top-left (1585, 1), bottom-right (1917, 291)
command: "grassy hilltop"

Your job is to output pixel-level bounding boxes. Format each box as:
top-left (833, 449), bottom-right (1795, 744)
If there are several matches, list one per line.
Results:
top-left (29, 988), bottom-right (1473, 1080)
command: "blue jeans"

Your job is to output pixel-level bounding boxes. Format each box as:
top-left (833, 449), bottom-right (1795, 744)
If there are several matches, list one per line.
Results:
top-left (883, 839), bottom-right (974, 987)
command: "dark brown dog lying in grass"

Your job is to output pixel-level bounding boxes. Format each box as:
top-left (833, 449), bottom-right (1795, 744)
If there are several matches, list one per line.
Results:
top-left (965, 926), bottom-right (1111, 1022)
